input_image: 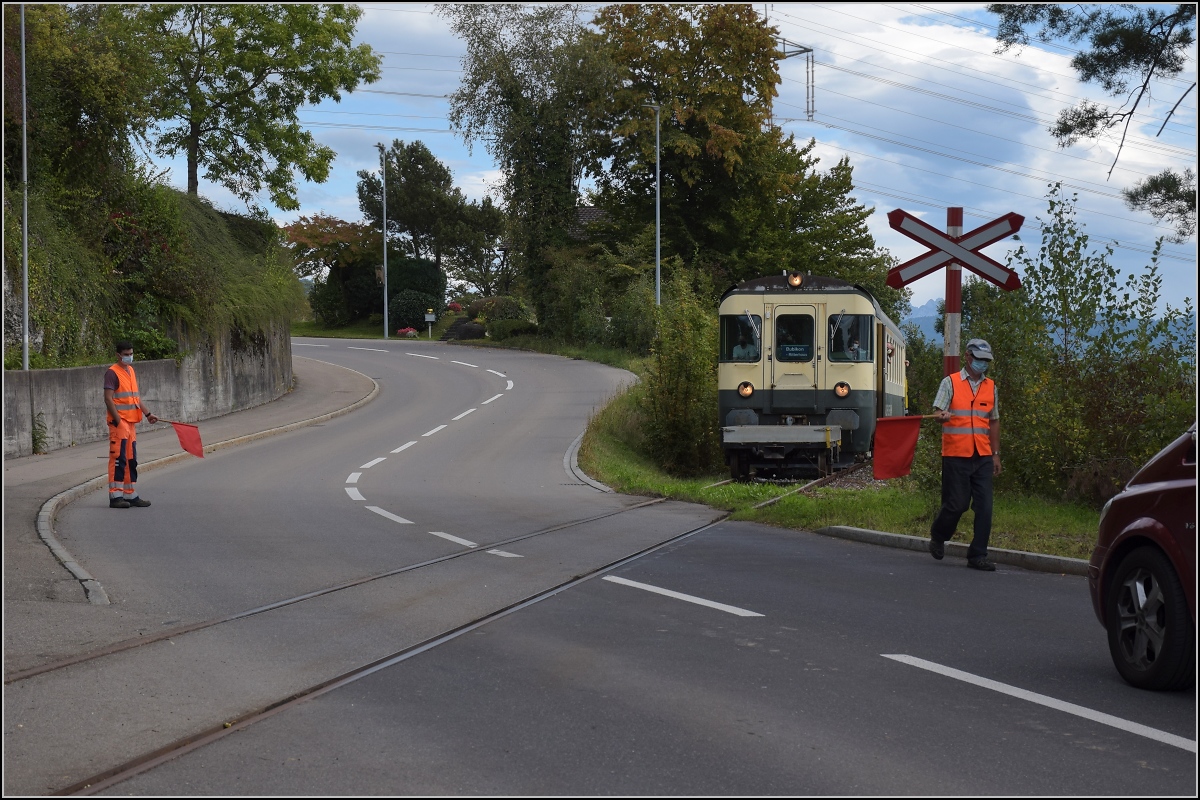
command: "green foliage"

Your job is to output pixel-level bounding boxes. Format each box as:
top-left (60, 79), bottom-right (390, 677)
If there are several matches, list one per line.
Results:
top-left (308, 273), bottom-right (352, 328)
top-left (643, 272), bottom-right (722, 476)
top-left (139, 4), bottom-right (381, 209)
top-left (388, 289), bottom-right (439, 331)
top-left (468, 296), bottom-right (529, 323)
top-left (968, 185), bottom-right (1195, 504)
top-left (31, 412), bottom-right (48, 455)
top-left (607, 275), bottom-right (657, 354)
top-left (487, 319), bottom-right (539, 341)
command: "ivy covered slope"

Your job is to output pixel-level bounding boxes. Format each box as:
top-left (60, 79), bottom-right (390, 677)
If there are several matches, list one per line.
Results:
top-left (3, 181), bottom-right (305, 369)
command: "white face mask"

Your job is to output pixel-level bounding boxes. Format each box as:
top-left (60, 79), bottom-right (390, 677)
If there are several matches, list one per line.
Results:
top-left (120, 354), bottom-right (134, 365)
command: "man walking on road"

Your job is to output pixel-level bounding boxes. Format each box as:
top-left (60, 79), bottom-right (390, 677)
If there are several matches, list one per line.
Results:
top-left (104, 341), bottom-right (159, 508)
top-left (929, 338), bottom-right (1001, 571)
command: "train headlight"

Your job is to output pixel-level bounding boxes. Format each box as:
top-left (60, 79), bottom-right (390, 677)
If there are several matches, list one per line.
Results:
top-left (737, 381), bottom-right (755, 398)
top-left (834, 381), bottom-right (851, 398)
top-left (787, 272), bottom-right (803, 288)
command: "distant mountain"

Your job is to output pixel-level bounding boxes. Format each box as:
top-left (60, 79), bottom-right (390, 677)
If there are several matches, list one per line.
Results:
top-left (902, 298), bottom-right (941, 342)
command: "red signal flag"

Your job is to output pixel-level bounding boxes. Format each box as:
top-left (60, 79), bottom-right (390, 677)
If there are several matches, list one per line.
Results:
top-left (873, 416), bottom-right (924, 480)
top-left (168, 421), bottom-right (204, 458)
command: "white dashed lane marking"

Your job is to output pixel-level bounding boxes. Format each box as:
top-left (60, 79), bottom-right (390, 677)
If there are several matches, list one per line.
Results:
top-left (429, 531), bottom-right (477, 547)
top-left (422, 425), bottom-right (447, 437)
top-left (407, 353), bottom-right (438, 360)
top-left (366, 506), bottom-right (413, 525)
top-left (293, 343), bottom-right (329, 347)
top-left (346, 472), bottom-right (362, 484)
top-left (482, 394), bottom-right (503, 405)
top-left (602, 576), bottom-right (765, 617)
top-left (359, 457), bottom-right (386, 469)
top-left (882, 654), bottom-right (1198, 753)
top-left (452, 409), bottom-right (476, 421)
top-left (452, 360), bottom-right (478, 368)
top-left (506, 380), bottom-right (514, 390)
top-left (348, 347), bottom-right (388, 353)
top-left (391, 441), bottom-right (417, 453)
top-left (487, 550), bottom-right (522, 558)
top-left (487, 369), bottom-right (506, 377)
top-left (345, 487), bottom-right (365, 501)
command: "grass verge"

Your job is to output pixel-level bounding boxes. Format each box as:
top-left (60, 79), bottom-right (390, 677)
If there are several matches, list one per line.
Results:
top-left (579, 379), bottom-right (1100, 561)
top-left (291, 314), bottom-right (461, 341)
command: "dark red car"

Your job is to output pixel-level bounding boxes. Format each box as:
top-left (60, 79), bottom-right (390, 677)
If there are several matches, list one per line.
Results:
top-left (1089, 423), bottom-right (1196, 691)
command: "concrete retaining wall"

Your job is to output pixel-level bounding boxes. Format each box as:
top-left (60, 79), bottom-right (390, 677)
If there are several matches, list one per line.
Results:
top-left (3, 322), bottom-right (292, 458)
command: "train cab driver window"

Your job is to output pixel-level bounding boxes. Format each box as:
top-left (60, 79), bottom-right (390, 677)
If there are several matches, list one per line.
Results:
top-left (829, 315), bottom-right (872, 362)
top-left (721, 314), bottom-right (762, 361)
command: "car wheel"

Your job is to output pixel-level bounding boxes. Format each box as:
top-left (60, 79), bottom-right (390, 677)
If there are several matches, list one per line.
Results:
top-left (1105, 546), bottom-right (1195, 691)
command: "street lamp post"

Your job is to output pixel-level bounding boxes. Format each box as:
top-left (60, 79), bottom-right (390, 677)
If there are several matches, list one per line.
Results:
top-left (643, 103), bottom-right (661, 306)
top-left (22, 6), bottom-right (30, 370)
top-left (377, 143), bottom-right (388, 339)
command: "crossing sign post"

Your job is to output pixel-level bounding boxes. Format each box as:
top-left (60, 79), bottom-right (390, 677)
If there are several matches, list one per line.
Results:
top-left (887, 208), bottom-right (1023, 376)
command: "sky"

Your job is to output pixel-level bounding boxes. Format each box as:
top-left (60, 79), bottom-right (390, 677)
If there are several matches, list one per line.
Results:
top-left (149, 3), bottom-right (1198, 317)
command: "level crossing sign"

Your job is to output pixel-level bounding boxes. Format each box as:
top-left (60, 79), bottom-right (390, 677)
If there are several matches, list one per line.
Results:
top-left (885, 207), bottom-right (1023, 376)
top-left (886, 209), bottom-right (1023, 290)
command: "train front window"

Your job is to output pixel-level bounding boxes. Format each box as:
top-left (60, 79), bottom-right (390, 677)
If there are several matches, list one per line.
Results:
top-left (720, 314), bottom-right (762, 362)
top-left (775, 315), bottom-right (814, 362)
top-left (828, 314), bottom-right (873, 362)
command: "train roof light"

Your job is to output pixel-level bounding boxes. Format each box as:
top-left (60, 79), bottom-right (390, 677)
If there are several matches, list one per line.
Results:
top-left (787, 272), bottom-right (803, 288)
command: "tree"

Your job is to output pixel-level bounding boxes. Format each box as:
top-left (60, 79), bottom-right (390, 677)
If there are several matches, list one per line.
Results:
top-left (356, 139), bottom-right (463, 270)
top-left (443, 196), bottom-right (513, 297)
top-left (137, 4), bottom-right (381, 210)
top-left (282, 213), bottom-right (378, 280)
top-left (989, 4), bottom-right (1197, 241)
top-left (438, 3), bottom-right (615, 322)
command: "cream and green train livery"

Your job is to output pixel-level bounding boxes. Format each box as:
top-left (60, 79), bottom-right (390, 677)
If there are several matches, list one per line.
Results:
top-left (719, 272), bottom-right (907, 480)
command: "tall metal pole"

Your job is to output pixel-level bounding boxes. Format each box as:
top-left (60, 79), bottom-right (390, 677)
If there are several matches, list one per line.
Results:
top-left (944, 207), bottom-right (963, 377)
top-left (21, 5), bottom-right (30, 370)
top-left (378, 143), bottom-right (388, 340)
top-left (643, 104), bottom-right (661, 306)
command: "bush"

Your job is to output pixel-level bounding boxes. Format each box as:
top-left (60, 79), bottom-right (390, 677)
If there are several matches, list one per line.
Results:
top-left (389, 289), bottom-right (439, 330)
top-left (607, 276), bottom-right (656, 354)
top-left (308, 274), bottom-right (351, 327)
top-left (488, 319), bottom-right (539, 340)
top-left (643, 272), bottom-right (722, 476)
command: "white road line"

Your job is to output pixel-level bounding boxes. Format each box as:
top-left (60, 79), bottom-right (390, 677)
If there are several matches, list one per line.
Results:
top-left (366, 506), bottom-right (413, 525)
top-left (359, 457), bottom-right (386, 469)
top-left (348, 347), bottom-right (389, 353)
top-left (407, 353), bottom-right (438, 360)
top-left (882, 654), bottom-right (1198, 753)
top-left (452, 408), bottom-right (476, 421)
top-left (506, 380), bottom-right (514, 391)
top-left (452, 360), bottom-right (478, 368)
top-left (482, 393), bottom-right (503, 405)
top-left (602, 576), bottom-right (764, 617)
top-left (422, 425), bottom-right (447, 437)
top-left (391, 441), bottom-right (417, 453)
top-left (488, 549), bottom-right (523, 558)
top-left (429, 531), bottom-right (477, 547)
top-left (345, 487), bottom-right (365, 501)
top-left (487, 369), bottom-right (506, 377)
top-left (346, 472), bottom-right (362, 484)
top-left (292, 343), bottom-right (329, 347)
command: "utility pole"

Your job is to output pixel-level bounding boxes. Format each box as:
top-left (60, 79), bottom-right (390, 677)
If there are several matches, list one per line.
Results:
top-left (22, 5), bottom-right (30, 370)
top-left (377, 143), bottom-right (388, 340)
top-left (643, 104), bottom-right (661, 306)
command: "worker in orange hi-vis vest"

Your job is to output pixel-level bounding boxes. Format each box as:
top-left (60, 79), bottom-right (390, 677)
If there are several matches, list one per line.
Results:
top-left (928, 338), bottom-right (1002, 571)
top-left (103, 341), bottom-right (159, 508)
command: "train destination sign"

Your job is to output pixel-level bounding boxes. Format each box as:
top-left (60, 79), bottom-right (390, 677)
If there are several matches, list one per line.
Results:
top-left (885, 209), bottom-right (1023, 290)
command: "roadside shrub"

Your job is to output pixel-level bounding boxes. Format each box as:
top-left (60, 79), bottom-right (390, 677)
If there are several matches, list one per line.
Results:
top-left (643, 272), bottom-right (721, 475)
top-left (488, 319), bottom-right (539, 340)
top-left (308, 274), bottom-right (351, 327)
top-left (458, 321), bottom-right (486, 339)
top-left (388, 289), bottom-right (439, 330)
top-left (607, 276), bottom-right (656, 354)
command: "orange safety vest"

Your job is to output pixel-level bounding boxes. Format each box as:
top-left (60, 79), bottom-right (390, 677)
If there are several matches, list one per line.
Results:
top-left (110, 363), bottom-right (143, 424)
top-left (942, 372), bottom-right (994, 457)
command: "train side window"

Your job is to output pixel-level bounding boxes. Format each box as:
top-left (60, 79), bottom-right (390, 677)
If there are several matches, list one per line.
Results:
top-left (775, 315), bottom-right (814, 362)
top-left (828, 314), bottom-right (873, 362)
top-left (720, 314), bottom-right (762, 362)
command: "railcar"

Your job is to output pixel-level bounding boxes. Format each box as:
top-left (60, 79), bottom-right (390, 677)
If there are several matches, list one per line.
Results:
top-left (719, 272), bottom-right (907, 480)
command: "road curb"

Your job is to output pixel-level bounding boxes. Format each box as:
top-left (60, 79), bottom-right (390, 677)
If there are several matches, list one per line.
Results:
top-left (565, 431), bottom-right (614, 493)
top-left (35, 360), bottom-right (380, 606)
top-left (813, 525), bottom-right (1090, 576)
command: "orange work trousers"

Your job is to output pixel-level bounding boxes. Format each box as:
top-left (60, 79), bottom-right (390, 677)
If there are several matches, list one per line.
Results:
top-left (107, 419), bottom-right (138, 500)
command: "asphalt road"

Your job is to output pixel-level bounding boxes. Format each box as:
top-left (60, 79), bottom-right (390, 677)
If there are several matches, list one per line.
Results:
top-left (9, 341), bottom-right (1196, 795)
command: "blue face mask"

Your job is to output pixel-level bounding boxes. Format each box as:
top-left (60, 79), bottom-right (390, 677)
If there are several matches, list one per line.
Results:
top-left (121, 354), bottom-right (134, 365)
top-left (970, 358), bottom-right (988, 374)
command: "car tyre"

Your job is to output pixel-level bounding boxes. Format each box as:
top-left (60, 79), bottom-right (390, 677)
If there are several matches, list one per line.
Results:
top-left (1105, 546), bottom-right (1195, 691)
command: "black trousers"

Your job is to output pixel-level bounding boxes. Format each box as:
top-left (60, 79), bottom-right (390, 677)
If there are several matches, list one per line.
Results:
top-left (930, 454), bottom-right (993, 559)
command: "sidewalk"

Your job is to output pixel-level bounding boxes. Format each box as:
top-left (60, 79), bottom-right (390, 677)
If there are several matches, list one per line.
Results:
top-left (3, 355), bottom-right (377, 675)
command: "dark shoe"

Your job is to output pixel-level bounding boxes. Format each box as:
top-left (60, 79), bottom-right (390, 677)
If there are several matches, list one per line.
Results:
top-left (929, 538), bottom-right (944, 560)
top-left (109, 498), bottom-right (131, 509)
top-left (968, 557), bottom-right (996, 571)
top-left (127, 497), bottom-right (151, 507)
